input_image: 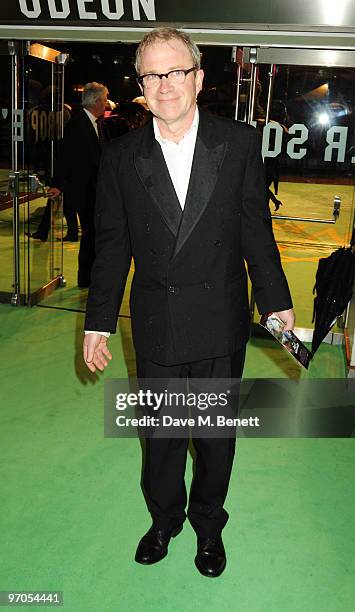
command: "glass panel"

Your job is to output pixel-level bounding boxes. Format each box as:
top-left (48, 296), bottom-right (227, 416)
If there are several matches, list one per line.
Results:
top-left (254, 63), bottom-right (355, 329)
top-left (0, 45), bottom-right (66, 306)
top-left (0, 54), bottom-right (13, 298)
top-left (24, 53), bottom-right (64, 302)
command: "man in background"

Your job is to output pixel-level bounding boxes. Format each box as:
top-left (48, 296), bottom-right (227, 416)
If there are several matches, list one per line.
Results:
top-left (48, 82), bottom-right (108, 288)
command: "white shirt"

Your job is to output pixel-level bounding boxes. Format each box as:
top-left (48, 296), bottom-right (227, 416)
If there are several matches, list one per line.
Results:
top-left (153, 107), bottom-right (199, 209)
top-left (85, 106), bottom-right (199, 339)
top-left (83, 108), bottom-right (99, 138)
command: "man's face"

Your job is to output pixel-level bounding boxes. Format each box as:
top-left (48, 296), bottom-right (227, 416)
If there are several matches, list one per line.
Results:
top-left (95, 91), bottom-right (108, 117)
top-left (138, 38), bottom-right (204, 125)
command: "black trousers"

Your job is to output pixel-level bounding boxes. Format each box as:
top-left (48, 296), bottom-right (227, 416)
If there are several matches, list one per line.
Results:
top-left (76, 207), bottom-right (95, 286)
top-left (36, 198), bottom-right (79, 240)
top-left (136, 348), bottom-right (246, 538)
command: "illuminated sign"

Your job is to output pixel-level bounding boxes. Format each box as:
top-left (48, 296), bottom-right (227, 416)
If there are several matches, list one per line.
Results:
top-left (1, 0), bottom-right (354, 27)
top-left (18, 0), bottom-right (155, 21)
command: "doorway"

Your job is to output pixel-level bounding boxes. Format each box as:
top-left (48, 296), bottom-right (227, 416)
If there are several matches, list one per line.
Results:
top-left (0, 41), bottom-right (67, 305)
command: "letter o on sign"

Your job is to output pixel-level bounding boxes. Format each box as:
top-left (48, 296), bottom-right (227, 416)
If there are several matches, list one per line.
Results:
top-left (19, 0), bottom-right (41, 18)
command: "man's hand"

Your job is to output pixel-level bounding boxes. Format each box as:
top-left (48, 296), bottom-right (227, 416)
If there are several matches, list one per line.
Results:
top-left (273, 308), bottom-right (295, 332)
top-left (83, 333), bottom-right (112, 372)
top-left (46, 187), bottom-right (61, 198)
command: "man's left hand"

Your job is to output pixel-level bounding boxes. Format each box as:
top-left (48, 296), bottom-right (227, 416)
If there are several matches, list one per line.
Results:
top-left (273, 308), bottom-right (295, 331)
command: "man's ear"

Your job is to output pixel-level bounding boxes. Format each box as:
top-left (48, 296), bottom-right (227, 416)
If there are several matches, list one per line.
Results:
top-left (138, 83), bottom-right (144, 95)
top-left (195, 69), bottom-right (204, 96)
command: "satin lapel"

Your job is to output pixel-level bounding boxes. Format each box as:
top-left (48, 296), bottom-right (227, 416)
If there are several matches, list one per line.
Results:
top-left (134, 139), bottom-right (182, 238)
top-left (173, 135), bottom-right (227, 259)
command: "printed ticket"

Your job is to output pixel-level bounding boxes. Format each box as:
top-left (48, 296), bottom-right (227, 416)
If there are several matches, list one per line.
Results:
top-left (259, 313), bottom-right (312, 369)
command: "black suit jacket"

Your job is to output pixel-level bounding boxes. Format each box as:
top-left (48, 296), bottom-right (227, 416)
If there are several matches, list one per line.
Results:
top-left (85, 109), bottom-right (292, 365)
top-left (52, 109), bottom-right (101, 212)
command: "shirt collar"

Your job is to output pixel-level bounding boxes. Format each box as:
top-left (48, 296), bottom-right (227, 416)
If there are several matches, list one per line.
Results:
top-left (153, 106), bottom-right (199, 146)
top-left (83, 108), bottom-right (97, 124)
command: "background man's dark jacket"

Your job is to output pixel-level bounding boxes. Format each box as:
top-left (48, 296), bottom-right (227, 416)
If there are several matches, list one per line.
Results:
top-left (85, 110), bottom-right (292, 365)
top-left (52, 109), bottom-right (101, 213)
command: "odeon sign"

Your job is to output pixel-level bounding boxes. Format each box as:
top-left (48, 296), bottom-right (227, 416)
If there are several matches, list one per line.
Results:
top-left (18, 0), bottom-right (156, 20)
top-left (2, 0), bottom-right (355, 27)
top-left (262, 123), bottom-right (355, 162)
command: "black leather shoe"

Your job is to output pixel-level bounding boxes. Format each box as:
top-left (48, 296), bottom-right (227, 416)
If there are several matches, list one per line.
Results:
top-left (135, 524), bottom-right (183, 565)
top-left (57, 235), bottom-right (78, 242)
top-left (25, 231), bottom-right (47, 242)
top-left (195, 536), bottom-right (226, 577)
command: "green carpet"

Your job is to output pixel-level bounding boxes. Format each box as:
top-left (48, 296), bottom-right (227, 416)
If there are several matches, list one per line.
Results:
top-left (0, 304), bottom-right (354, 611)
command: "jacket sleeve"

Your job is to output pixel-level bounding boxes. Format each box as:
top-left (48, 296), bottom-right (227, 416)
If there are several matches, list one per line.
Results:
top-left (85, 143), bottom-right (132, 332)
top-left (51, 121), bottom-right (76, 191)
top-left (241, 127), bottom-right (293, 314)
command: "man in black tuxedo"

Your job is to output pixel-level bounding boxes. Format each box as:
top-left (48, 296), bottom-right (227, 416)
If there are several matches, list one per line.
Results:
top-left (48, 82), bottom-right (108, 287)
top-left (83, 29), bottom-right (294, 577)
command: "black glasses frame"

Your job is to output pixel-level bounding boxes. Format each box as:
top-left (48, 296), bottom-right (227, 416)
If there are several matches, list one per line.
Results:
top-left (137, 66), bottom-right (197, 87)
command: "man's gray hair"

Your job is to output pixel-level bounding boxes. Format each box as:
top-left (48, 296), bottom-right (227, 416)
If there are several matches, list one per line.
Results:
top-left (135, 27), bottom-right (201, 75)
top-left (82, 82), bottom-right (108, 108)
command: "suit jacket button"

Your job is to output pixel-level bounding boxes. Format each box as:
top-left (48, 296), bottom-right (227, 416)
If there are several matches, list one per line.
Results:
top-left (214, 240), bottom-right (222, 247)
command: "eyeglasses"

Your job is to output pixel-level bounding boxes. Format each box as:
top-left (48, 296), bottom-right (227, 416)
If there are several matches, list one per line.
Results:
top-left (137, 67), bottom-right (197, 89)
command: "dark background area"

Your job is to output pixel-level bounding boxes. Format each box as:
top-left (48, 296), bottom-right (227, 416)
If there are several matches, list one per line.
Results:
top-left (53, 42), bottom-right (235, 106)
